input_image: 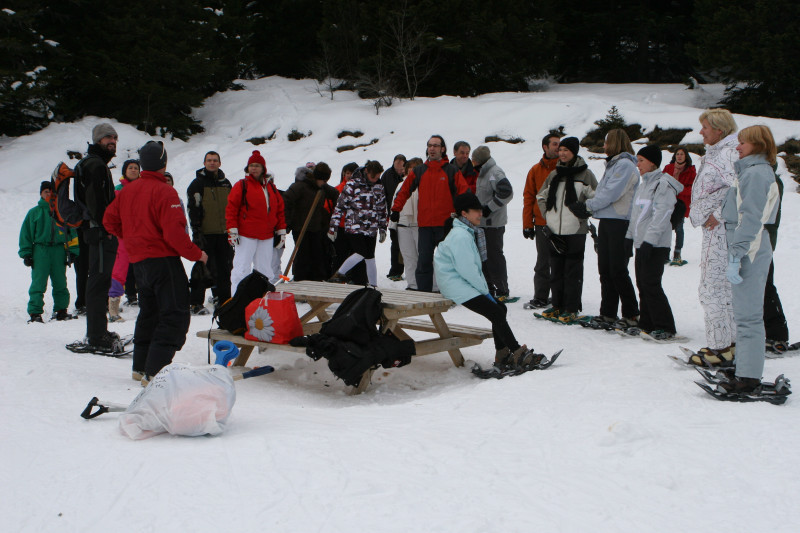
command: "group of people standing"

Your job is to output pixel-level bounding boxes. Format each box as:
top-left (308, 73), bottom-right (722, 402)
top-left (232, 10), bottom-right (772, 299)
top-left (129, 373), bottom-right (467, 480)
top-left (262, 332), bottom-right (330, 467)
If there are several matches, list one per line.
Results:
top-left (19, 109), bottom-right (789, 393)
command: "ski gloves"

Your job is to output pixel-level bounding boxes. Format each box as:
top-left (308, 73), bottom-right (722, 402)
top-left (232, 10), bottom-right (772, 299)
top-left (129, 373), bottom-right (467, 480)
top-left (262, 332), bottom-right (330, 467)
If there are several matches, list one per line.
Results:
top-left (523, 227), bottom-right (536, 240)
top-left (727, 255), bottom-right (743, 284)
top-left (228, 228), bottom-right (239, 247)
top-left (23, 256), bottom-right (33, 268)
top-left (567, 201), bottom-right (592, 220)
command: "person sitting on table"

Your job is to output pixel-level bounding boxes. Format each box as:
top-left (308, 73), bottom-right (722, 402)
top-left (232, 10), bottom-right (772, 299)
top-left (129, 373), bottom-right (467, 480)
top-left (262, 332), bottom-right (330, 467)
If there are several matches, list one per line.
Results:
top-left (434, 192), bottom-right (539, 370)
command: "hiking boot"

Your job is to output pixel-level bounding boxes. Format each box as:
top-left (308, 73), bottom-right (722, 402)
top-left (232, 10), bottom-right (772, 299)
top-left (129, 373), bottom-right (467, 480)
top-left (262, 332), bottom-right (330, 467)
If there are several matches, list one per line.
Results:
top-left (649, 330), bottom-right (675, 341)
top-left (53, 309), bottom-right (74, 321)
top-left (689, 345), bottom-right (735, 367)
top-left (191, 304), bottom-right (210, 316)
top-left (141, 374), bottom-right (154, 387)
top-left (612, 316), bottom-right (639, 329)
top-left (508, 345), bottom-right (529, 366)
top-left (90, 331), bottom-right (124, 352)
top-left (326, 272), bottom-right (350, 284)
top-left (520, 350), bottom-right (545, 370)
top-left (672, 251), bottom-right (682, 263)
top-left (28, 313), bottom-right (44, 324)
top-left (591, 315), bottom-right (616, 326)
top-left (494, 347), bottom-right (511, 367)
top-left (540, 307), bottom-right (560, 319)
top-left (75, 306), bottom-right (87, 316)
top-left (132, 369), bottom-right (145, 381)
top-left (557, 312), bottom-right (579, 324)
top-left (527, 298), bottom-right (549, 309)
top-left (717, 376), bottom-right (762, 394)
top-left (108, 296), bottom-right (124, 322)
top-left (124, 297), bottom-right (138, 307)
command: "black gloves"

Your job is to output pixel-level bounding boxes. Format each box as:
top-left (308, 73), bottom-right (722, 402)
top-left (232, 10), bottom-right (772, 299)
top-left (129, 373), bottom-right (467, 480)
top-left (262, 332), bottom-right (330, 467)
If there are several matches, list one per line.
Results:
top-left (66, 253), bottom-right (78, 267)
top-left (389, 211), bottom-right (400, 223)
top-left (567, 201), bottom-right (591, 220)
top-left (638, 241), bottom-right (653, 262)
top-left (624, 238), bottom-right (634, 258)
top-left (523, 227), bottom-right (536, 240)
top-left (23, 256), bottom-right (33, 268)
top-left (482, 205), bottom-right (492, 218)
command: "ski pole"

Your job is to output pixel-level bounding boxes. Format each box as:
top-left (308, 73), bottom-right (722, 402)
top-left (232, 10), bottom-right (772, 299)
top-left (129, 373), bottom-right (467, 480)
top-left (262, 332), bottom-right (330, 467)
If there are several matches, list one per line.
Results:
top-left (278, 189), bottom-right (324, 284)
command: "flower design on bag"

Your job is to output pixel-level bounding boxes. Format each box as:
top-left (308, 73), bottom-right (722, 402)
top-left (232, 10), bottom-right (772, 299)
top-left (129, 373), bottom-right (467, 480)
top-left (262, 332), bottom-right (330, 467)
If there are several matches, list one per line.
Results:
top-left (247, 306), bottom-right (275, 342)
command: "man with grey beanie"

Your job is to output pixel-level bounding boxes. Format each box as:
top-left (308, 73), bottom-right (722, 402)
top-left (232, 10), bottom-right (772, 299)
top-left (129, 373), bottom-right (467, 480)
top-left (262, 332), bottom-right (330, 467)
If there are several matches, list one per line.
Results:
top-left (73, 122), bottom-right (121, 352)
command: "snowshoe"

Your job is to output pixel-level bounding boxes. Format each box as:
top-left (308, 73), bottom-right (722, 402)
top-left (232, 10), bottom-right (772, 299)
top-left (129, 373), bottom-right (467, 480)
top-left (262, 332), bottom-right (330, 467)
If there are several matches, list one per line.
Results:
top-left (497, 295), bottom-right (520, 303)
top-left (66, 333), bottom-right (134, 357)
top-left (471, 349), bottom-right (563, 379)
top-left (614, 326), bottom-right (641, 338)
top-left (640, 330), bottom-right (689, 344)
top-left (579, 315), bottom-right (616, 331)
top-left (695, 373), bottom-right (791, 405)
top-left (52, 309), bottom-right (76, 321)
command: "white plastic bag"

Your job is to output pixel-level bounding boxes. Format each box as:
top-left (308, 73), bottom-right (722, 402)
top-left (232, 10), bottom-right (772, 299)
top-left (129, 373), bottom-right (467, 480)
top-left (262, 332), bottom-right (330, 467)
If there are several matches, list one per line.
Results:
top-left (119, 363), bottom-right (236, 440)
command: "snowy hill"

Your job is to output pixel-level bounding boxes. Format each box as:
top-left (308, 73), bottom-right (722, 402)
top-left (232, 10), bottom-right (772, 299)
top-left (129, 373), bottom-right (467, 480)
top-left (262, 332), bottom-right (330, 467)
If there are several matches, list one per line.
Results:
top-left (1, 78), bottom-right (799, 532)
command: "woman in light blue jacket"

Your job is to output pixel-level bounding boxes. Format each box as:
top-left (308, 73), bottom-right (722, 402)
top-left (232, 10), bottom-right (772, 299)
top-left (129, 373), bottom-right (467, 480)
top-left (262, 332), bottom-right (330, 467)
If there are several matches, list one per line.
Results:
top-left (435, 193), bottom-right (532, 369)
top-left (716, 125), bottom-right (784, 396)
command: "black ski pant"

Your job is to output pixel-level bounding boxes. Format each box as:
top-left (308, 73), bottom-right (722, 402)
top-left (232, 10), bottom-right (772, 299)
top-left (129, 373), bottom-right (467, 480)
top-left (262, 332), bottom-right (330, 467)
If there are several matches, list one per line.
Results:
top-left (124, 264), bottom-right (138, 301)
top-left (482, 226), bottom-right (508, 297)
top-left (388, 228), bottom-right (404, 277)
top-left (533, 225), bottom-right (551, 301)
top-left (190, 233), bottom-right (232, 306)
top-left (333, 227), bottom-right (366, 284)
top-left (463, 295), bottom-right (519, 352)
top-left (764, 260), bottom-right (788, 341)
top-left (132, 256), bottom-right (191, 376)
top-left (292, 230), bottom-right (333, 281)
top-left (417, 226), bottom-right (446, 292)
top-left (74, 229), bottom-right (89, 309)
top-left (548, 234), bottom-right (585, 314)
top-left (597, 219), bottom-right (639, 319)
top-left (86, 233), bottom-right (117, 344)
top-left (634, 246), bottom-right (675, 333)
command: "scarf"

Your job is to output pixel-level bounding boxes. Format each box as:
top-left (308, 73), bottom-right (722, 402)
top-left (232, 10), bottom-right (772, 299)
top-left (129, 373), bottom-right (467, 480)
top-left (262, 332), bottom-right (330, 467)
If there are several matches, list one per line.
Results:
top-left (545, 161), bottom-right (587, 212)
top-left (458, 215), bottom-right (487, 262)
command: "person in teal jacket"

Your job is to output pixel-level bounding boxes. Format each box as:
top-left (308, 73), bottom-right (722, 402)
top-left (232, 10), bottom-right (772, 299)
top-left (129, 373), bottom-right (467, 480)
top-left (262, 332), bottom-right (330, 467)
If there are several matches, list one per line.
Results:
top-left (19, 182), bottom-right (79, 322)
top-left (434, 192), bottom-right (534, 369)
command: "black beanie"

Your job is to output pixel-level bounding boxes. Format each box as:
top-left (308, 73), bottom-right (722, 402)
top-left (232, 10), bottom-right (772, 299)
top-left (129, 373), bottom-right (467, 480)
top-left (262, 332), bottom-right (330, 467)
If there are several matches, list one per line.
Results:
top-left (559, 136), bottom-right (580, 157)
top-left (40, 181), bottom-right (53, 194)
top-left (139, 141), bottom-right (168, 171)
top-left (453, 192), bottom-right (482, 215)
top-left (637, 145), bottom-right (662, 167)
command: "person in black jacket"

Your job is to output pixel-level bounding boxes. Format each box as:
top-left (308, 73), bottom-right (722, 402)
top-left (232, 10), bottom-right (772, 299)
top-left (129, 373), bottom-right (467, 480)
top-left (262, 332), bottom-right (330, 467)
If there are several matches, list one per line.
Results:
top-left (381, 154), bottom-right (406, 280)
top-left (283, 162), bottom-right (339, 280)
top-left (74, 123), bottom-right (119, 350)
top-left (186, 151), bottom-right (233, 313)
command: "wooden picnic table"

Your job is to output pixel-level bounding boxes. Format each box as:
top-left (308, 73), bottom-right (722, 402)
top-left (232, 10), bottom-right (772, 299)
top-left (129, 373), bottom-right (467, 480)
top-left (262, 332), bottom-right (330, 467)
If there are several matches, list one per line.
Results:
top-left (197, 281), bottom-right (492, 394)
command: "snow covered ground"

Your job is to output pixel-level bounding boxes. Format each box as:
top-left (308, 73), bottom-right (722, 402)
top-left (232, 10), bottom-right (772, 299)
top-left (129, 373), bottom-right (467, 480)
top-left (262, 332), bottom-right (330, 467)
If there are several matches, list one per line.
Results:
top-left (1, 78), bottom-right (799, 532)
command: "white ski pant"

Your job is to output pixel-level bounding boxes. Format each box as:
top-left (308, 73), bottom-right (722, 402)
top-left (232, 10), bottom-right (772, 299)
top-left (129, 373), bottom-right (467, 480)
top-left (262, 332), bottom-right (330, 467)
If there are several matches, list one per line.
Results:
top-left (698, 227), bottom-right (736, 349)
top-left (732, 231), bottom-right (772, 380)
top-left (271, 245), bottom-right (284, 284)
top-left (398, 225), bottom-right (419, 290)
top-left (231, 235), bottom-right (274, 292)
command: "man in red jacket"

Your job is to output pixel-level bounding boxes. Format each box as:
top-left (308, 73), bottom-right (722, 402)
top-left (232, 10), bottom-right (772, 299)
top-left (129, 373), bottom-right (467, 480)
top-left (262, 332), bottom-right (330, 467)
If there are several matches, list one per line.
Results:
top-left (104, 141), bottom-right (208, 384)
top-left (391, 135), bottom-right (469, 292)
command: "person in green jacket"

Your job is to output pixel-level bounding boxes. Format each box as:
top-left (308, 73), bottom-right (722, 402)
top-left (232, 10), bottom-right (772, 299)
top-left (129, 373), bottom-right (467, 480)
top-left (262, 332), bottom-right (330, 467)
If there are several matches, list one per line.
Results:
top-left (19, 181), bottom-right (79, 322)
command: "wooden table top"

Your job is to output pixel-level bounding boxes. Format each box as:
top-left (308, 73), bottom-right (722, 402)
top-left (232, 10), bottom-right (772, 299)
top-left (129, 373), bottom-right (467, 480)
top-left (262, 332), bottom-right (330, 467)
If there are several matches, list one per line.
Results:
top-left (278, 281), bottom-right (453, 311)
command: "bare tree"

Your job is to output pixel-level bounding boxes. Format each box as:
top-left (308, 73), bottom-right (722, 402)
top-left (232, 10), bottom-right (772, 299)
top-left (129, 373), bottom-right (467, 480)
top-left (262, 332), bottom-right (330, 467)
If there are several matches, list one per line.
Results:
top-left (382, 0), bottom-right (439, 99)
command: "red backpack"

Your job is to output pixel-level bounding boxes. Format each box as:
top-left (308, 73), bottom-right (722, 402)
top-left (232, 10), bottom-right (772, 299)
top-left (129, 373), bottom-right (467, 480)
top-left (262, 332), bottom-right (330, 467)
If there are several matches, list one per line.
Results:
top-left (49, 161), bottom-right (88, 228)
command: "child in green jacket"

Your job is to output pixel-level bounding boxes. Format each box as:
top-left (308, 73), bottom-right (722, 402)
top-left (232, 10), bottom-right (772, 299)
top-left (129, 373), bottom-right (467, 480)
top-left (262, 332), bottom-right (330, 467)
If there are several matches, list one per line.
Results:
top-left (18, 181), bottom-right (79, 322)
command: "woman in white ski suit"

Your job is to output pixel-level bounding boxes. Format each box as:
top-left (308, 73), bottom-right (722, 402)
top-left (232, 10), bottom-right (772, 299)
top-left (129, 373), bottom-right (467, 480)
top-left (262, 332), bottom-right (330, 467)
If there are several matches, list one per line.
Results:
top-left (720, 125), bottom-right (779, 386)
top-left (689, 109), bottom-right (738, 355)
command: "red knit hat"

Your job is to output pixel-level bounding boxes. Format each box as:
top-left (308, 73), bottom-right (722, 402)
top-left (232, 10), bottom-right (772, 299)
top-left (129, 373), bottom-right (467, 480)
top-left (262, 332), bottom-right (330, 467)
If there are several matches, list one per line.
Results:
top-left (247, 150), bottom-right (266, 170)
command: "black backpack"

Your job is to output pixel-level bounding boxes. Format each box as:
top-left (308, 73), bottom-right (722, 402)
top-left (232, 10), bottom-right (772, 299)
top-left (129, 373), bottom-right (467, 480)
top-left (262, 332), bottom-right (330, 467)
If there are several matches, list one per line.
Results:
top-left (213, 269), bottom-right (275, 335)
top-left (319, 287), bottom-right (382, 343)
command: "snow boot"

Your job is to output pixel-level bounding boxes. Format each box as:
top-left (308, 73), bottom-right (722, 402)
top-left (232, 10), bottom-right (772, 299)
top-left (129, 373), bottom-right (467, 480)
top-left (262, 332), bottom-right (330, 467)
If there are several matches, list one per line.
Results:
top-left (507, 345), bottom-right (529, 367)
top-left (494, 347), bottom-right (511, 367)
top-left (649, 329), bottom-right (675, 341)
top-left (124, 297), bottom-right (138, 307)
top-left (612, 316), bottom-right (639, 329)
top-left (526, 298), bottom-right (549, 309)
top-left (132, 369), bottom-right (145, 381)
top-left (28, 313), bottom-right (44, 324)
top-left (690, 345), bottom-right (735, 367)
top-left (53, 309), bottom-right (73, 321)
top-left (326, 272), bottom-right (350, 284)
top-left (191, 304), bottom-right (210, 316)
top-left (108, 296), bottom-right (125, 322)
top-left (717, 376), bottom-right (762, 394)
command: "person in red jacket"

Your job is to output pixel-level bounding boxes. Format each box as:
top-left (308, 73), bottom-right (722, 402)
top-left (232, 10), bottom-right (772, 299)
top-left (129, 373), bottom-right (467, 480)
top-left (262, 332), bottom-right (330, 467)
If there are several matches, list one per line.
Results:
top-left (225, 150), bottom-right (286, 291)
top-left (662, 146), bottom-right (696, 265)
top-left (103, 141), bottom-right (208, 384)
top-left (391, 135), bottom-right (469, 292)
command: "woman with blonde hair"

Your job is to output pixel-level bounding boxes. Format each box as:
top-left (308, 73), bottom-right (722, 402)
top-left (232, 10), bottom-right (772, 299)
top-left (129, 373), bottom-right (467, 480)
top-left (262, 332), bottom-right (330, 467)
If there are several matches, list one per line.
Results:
top-left (688, 108), bottom-right (739, 366)
top-left (570, 128), bottom-right (640, 329)
top-left (712, 125), bottom-right (786, 396)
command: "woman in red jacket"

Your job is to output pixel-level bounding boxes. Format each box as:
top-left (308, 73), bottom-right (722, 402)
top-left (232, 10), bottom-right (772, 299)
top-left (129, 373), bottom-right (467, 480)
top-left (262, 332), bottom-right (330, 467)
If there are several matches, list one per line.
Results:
top-left (225, 150), bottom-right (286, 291)
top-left (663, 146), bottom-right (696, 265)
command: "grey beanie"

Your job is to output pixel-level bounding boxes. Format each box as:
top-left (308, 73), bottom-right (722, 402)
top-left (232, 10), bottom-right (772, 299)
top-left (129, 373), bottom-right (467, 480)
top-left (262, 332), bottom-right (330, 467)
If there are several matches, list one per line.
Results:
top-left (471, 145), bottom-right (491, 166)
top-left (139, 141), bottom-right (168, 171)
top-left (92, 123), bottom-right (118, 144)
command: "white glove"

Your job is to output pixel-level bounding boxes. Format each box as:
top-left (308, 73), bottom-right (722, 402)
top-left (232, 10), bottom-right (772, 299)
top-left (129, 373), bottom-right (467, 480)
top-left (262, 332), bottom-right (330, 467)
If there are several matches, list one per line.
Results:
top-left (228, 228), bottom-right (239, 247)
top-left (327, 231), bottom-right (336, 242)
top-left (388, 220), bottom-right (398, 231)
top-left (379, 230), bottom-right (387, 243)
top-left (276, 231), bottom-right (287, 249)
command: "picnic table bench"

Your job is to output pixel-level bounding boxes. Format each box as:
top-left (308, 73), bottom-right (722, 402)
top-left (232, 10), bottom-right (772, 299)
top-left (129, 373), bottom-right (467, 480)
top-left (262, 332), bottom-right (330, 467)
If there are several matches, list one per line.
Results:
top-left (197, 281), bottom-right (492, 394)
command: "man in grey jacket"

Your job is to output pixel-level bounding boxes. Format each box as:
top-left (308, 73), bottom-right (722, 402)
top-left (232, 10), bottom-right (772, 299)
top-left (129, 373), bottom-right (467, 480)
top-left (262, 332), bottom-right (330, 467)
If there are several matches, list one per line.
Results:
top-left (472, 146), bottom-right (514, 301)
